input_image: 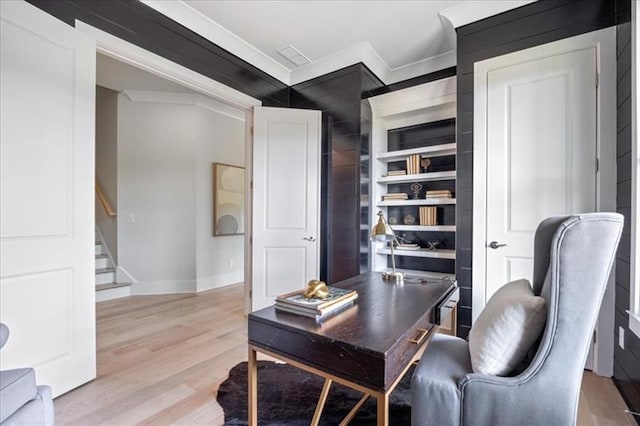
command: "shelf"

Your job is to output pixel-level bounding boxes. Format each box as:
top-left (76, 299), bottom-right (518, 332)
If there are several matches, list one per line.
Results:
top-left (377, 248), bottom-right (456, 259)
top-left (390, 225), bottom-right (456, 232)
top-left (376, 143), bottom-right (456, 162)
top-left (377, 198), bottom-right (455, 206)
top-left (377, 171), bottom-right (456, 184)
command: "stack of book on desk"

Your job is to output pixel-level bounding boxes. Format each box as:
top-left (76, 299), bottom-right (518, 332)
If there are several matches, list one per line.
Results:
top-left (275, 287), bottom-right (358, 318)
top-left (382, 193), bottom-right (408, 201)
top-left (425, 190), bottom-right (453, 198)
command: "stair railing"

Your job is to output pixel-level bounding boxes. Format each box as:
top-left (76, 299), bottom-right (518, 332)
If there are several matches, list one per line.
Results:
top-left (96, 180), bottom-right (116, 217)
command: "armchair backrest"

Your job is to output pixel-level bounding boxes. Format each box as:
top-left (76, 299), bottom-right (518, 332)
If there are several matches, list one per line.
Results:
top-left (525, 213), bottom-right (623, 415)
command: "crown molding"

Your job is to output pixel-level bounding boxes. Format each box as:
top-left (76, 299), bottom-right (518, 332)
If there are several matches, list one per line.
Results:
top-left (122, 90), bottom-right (246, 121)
top-left (142, 0), bottom-right (534, 87)
top-left (439, 1), bottom-right (537, 29)
top-left (140, 0), bottom-right (292, 84)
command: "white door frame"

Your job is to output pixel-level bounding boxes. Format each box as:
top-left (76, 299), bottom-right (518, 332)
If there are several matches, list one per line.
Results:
top-left (472, 27), bottom-right (617, 376)
top-left (74, 21), bottom-right (262, 314)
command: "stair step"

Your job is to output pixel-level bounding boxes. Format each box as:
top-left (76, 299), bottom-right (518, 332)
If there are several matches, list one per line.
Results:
top-left (95, 242), bottom-right (105, 255)
top-left (96, 282), bottom-right (131, 291)
top-left (95, 255), bottom-right (109, 270)
top-left (95, 282), bottom-right (131, 302)
top-left (95, 268), bottom-right (115, 285)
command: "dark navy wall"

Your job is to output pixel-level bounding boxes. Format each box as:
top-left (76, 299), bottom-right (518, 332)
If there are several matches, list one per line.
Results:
top-left (613, 2), bottom-right (640, 417)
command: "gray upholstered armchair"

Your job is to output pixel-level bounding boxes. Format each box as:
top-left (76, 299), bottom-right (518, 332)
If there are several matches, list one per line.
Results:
top-left (411, 213), bottom-right (624, 426)
top-left (0, 323), bottom-right (55, 425)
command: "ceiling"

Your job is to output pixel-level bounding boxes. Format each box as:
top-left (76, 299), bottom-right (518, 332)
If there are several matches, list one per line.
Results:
top-left (143, 0), bottom-right (536, 85)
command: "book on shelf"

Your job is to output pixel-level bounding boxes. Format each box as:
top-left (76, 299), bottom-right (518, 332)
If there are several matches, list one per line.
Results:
top-left (275, 287), bottom-right (358, 318)
top-left (425, 190), bottom-right (452, 198)
top-left (396, 243), bottom-right (421, 251)
top-left (382, 193), bottom-right (408, 201)
top-left (419, 206), bottom-right (437, 226)
top-left (386, 170), bottom-right (406, 176)
top-left (406, 154), bottom-right (421, 175)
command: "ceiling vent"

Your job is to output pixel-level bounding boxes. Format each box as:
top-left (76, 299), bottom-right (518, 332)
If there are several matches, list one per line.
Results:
top-left (276, 45), bottom-right (311, 67)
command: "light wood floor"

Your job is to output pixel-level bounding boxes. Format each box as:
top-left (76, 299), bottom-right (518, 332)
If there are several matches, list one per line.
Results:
top-left (54, 284), bottom-right (636, 425)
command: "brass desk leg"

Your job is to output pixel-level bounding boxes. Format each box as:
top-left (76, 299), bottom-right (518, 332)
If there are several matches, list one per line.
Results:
top-left (339, 394), bottom-right (370, 426)
top-left (248, 346), bottom-right (257, 426)
top-left (376, 392), bottom-right (389, 426)
top-left (311, 379), bottom-right (332, 426)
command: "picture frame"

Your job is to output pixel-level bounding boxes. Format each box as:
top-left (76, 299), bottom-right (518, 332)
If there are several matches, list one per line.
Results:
top-left (213, 162), bottom-right (245, 236)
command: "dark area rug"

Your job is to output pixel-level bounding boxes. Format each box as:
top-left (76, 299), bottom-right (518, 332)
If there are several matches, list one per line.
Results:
top-left (216, 361), bottom-right (413, 425)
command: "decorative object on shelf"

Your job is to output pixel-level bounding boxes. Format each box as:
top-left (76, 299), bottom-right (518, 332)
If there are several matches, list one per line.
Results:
top-left (213, 163), bottom-right (245, 236)
top-left (371, 211), bottom-right (405, 282)
top-left (403, 214), bottom-right (416, 225)
top-left (303, 280), bottom-right (329, 299)
top-left (419, 206), bottom-right (437, 226)
top-left (410, 182), bottom-right (423, 199)
top-left (425, 241), bottom-right (440, 251)
top-left (388, 216), bottom-right (399, 225)
top-left (421, 157), bottom-right (432, 172)
top-left (426, 189), bottom-right (452, 199)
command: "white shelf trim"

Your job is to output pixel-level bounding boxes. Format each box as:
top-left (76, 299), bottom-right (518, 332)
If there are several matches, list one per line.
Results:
top-left (377, 248), bottom-right (455, 259)
top-left (376, 143), bottom-right (457, 162)
top-left (377, 198), bottom-right (455, 206)
top-left (377, 171), bottom-right (456, 184)
top-left (390, 225), bottom-right (456, 232)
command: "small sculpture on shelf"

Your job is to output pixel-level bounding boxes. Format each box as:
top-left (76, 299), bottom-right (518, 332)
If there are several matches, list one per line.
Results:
top-left (421, 157), bottom-right (432, 173)
top-left (410, 182), bottom-right (423, 200)
top-left (388, 216), bottom-right (399, 225)
top-left (425, 241), bottom-right (440, 251)
top-left (403, 214), bottom-right (416, 225)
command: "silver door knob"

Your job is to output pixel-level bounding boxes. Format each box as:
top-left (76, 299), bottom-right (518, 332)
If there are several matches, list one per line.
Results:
top-left (302, 236), bottom-right (316, 242)
top-left (489, 241), bottom-right (507, 249)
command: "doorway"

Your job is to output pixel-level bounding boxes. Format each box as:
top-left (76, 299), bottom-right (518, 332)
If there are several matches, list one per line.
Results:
top-left (473, 28), bottom-right (617, 375)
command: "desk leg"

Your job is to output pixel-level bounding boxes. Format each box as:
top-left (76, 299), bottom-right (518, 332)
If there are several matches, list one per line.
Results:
top-left (311, 379), bottom-right (332, 426)
top-left (248, 346), bottom-right (257, 426)
top-left (376, 392), bottom-right (389, 426)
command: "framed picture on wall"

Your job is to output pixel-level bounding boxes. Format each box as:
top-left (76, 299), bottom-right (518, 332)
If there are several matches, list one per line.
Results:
top-left (213, 163), bottom-right (245, 236)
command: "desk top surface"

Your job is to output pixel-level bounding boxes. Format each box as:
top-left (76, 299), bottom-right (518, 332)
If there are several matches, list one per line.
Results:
top-left (248, 272), bottom-right (455, 356)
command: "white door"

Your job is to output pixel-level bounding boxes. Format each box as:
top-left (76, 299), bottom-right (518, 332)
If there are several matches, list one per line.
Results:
top-left (483, 48), bottom-right (597, 302)
top-left (251, 107), bottom-right (321, 311)
top-left (0, 2), bottom-right (96, 397)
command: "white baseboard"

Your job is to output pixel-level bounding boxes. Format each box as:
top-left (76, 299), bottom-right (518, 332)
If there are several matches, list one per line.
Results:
top-left (131, 280), bottom-right (197, 295)
top-left (197, 272), bottom-right (244, 292)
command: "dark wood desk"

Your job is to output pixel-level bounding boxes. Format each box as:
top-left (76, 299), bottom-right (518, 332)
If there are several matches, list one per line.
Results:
top-left (247, 272), bottom-right (458, 426)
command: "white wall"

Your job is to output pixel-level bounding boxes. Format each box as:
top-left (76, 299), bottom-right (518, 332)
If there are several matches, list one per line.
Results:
top-left (95, 86), bottom-right (119, 262)
top-left (117, 93), bottom-right (244, 294)
top-left (194, 107), bottom-right (245, 292)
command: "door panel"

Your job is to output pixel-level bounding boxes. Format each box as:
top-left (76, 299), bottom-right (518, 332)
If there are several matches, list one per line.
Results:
top-left (0, 1), bottom-right (96, 396)
top-left (485, 48), bottom-right (597, 301)
top-left (252, 107), bottom-right (321, 311)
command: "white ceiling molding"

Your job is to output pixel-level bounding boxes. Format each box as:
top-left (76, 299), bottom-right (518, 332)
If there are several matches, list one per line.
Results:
top-left (76, 21), bottom-right (260, 111)
top-left (122, 90), bottom-right (246, 122)
top-left (439, 1), bottom-right (537, 29)
top-left (140, 0), bottom-right (291, 84)
top-left (140, 0), bottom-right (535, 88)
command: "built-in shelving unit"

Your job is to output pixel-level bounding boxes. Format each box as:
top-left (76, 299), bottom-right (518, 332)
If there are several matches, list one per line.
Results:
top-left (367, 76), bottom-right (457, 279)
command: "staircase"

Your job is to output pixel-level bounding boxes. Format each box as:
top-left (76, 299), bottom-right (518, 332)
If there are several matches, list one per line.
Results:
top-left (95, 237), bottom-right (131, 302)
